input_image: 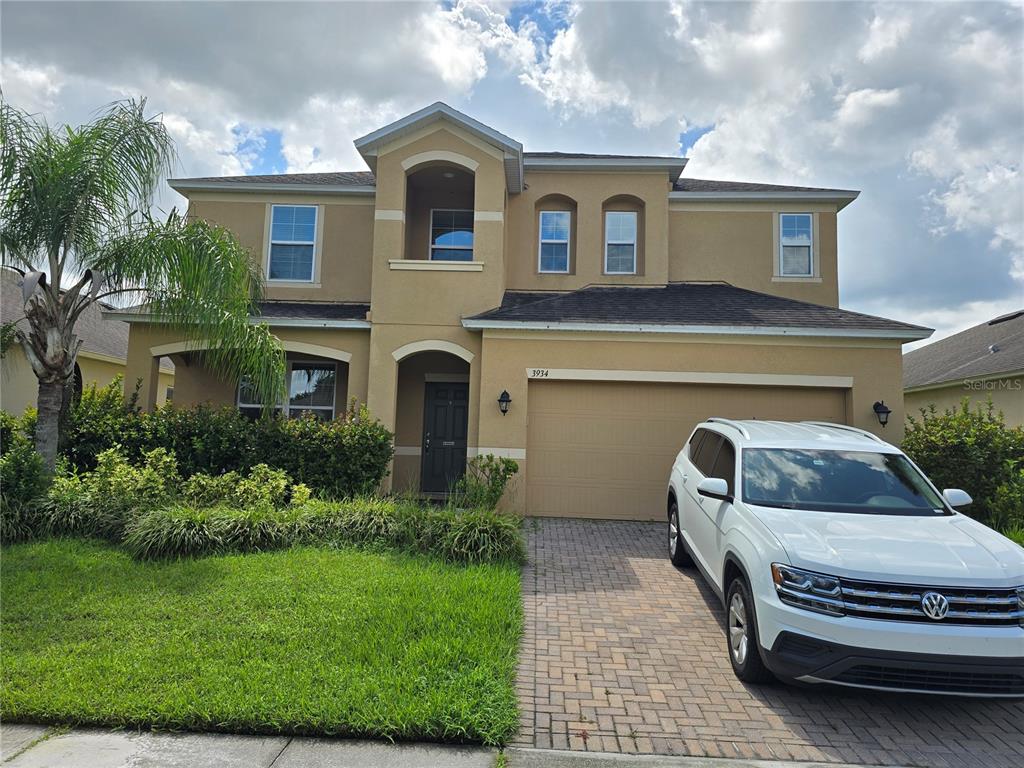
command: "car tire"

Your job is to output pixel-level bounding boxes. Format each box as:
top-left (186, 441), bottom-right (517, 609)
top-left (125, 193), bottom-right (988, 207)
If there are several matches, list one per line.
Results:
top-left (725, 577), bottom-right (775, 684)
top-left (668, 499), bottom-right (693, 567)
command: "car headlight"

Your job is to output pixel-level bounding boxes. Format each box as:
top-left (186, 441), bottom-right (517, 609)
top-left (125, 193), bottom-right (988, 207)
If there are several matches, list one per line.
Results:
top-left (771, 563), bottom-right (845, 617)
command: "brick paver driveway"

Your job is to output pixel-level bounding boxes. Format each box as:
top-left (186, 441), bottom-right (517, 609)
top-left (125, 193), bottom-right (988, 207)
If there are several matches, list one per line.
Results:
top-left (513, 518), bottom-right (1024, 767)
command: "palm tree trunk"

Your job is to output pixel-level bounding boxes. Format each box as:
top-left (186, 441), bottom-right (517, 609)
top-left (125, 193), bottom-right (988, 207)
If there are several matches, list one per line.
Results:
top-left (35, 378), bottom-right (64, 472)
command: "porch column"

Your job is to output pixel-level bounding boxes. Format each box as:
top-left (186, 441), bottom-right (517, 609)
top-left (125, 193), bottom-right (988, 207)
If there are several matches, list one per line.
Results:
top-left (366, 333), bottom-right (398, 493)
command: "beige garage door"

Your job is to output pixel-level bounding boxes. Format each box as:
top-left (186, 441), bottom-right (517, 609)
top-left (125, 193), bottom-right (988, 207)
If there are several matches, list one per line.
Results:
top-left (526, 380), bottom-right (848, 520)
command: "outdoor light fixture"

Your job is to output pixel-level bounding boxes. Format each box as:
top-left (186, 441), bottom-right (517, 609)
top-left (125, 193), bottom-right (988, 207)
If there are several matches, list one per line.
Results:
top-left (497, 390), bottom-right (512, 415)
top-left (873, 400), bottom-right (892, 427)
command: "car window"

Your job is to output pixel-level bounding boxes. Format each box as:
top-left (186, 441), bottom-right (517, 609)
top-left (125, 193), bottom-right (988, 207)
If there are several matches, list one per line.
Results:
top-left (692, 432), bottom-right (722, 477)
top-left (741, 448), bottom-right (948, 515)
top-left (688, 429), bottom-right (707, 461)
top-left (710, 439), bottom-right (736, 495)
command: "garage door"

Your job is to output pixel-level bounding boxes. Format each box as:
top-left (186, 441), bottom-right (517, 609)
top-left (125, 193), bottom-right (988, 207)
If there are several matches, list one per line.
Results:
top-left (526, 380), bottom-right (847, 520)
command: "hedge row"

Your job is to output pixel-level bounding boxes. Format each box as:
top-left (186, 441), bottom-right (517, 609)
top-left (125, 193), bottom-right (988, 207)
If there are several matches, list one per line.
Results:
top-left (1, 446), bottom-right (524, 565)
top-left (124, 498), bottom-right (526, 564)
top-left (8, 378), bottom-right (394, 499)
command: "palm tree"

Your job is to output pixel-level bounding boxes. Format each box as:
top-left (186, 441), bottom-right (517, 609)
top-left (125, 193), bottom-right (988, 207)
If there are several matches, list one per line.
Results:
top-left (0, 98), bottom-right (285, 470)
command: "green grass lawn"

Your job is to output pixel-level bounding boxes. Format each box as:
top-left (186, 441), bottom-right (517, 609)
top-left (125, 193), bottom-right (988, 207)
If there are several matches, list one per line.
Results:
top-left (0, 539), bottom-right (522, 745)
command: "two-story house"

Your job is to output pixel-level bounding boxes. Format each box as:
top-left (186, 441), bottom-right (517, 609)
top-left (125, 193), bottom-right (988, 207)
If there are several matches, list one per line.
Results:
top-left (115, 103), bottom-right (931, 519)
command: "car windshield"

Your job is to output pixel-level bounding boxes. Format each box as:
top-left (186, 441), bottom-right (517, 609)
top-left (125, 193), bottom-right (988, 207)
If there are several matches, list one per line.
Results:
top-left (741, 448), bottom-right (949, 515)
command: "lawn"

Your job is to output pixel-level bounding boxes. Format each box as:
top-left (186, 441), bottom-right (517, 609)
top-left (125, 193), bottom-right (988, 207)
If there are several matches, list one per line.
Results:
top-left (0, 539), bottom-right (522, 745)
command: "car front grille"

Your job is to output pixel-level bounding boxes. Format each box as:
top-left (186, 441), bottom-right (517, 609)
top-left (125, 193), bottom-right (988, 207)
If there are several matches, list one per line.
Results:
top-left (839, 578), bottom-right (1022, 626)
top-left (834, 664), bottom-right (1024, 695)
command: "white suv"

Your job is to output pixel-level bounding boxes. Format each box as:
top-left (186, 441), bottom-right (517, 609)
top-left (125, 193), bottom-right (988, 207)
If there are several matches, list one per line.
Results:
top-left (666, 418), bottom-right (1024, 697)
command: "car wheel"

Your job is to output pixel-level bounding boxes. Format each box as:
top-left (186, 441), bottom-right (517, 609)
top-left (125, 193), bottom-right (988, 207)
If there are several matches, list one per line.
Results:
top-left (668, 499), bottom-right (693, 567)
top-left (725, 577), bottom-right (774, 684)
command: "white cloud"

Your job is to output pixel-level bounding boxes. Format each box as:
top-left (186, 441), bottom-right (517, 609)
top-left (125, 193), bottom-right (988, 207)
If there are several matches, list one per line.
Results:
top-left (836, 88), bottom-right (902, 127)
top-left (2, 0), bottom-right (1021, 332)
top-left (859, 12), bottom-right (911, 62)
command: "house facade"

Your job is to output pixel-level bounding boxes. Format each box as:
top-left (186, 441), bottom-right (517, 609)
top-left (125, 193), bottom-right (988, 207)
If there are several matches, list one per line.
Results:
top-left (117, 103), bottom-right (930, 519)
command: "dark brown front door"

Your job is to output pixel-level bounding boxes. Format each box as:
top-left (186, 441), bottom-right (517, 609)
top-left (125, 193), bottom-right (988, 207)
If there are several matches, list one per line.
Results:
top-left (421, 382), bottom-right (469, 494)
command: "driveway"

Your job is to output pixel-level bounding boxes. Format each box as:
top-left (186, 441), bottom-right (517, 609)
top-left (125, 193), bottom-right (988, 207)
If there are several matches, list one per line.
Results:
top-left (512, 518), bottom-right (1024, 767)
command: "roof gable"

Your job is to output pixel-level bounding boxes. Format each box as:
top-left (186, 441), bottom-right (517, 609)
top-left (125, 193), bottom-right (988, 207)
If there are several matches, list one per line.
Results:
top-left (354, 102), bottom-right (524, 193)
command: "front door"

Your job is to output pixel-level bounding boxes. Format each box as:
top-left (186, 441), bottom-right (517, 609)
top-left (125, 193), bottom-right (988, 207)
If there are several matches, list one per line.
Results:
top-left (421, 382), bottom-right (469, 494)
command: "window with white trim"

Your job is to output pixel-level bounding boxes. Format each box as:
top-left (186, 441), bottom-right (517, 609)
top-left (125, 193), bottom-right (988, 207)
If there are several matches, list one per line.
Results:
top-left (604, 211), bottom-right (637, 274)
top-left (538, 210), bottom-right (570, 273)
top-left (269, 205), bottom-right (317, 281)
top-left (779, 213), bottom-right (813, 276)
top-left (238, 361), bottom-right (337, 421)
top-left (430, 209), bottom-right (474, 261)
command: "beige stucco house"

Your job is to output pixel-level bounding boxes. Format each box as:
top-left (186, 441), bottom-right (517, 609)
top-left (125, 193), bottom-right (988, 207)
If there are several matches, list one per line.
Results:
top-left (1, 270), bottom-right (174, 416)
top-left (115, 103), bottom-right (930, 519)
top-left (904, 310), bottom-right (1023, 426)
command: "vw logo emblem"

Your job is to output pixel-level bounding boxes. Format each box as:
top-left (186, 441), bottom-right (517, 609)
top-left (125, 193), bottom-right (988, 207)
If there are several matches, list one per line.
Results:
top-left (921, 591), bottom-right (950, 620)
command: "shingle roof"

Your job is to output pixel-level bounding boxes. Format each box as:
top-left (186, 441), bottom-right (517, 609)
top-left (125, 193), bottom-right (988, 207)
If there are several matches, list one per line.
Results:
top-left (255, 301), bottom-right (369, 321)
top-left (168, 168), bottom-right (855, 198)
top-left (1, 270), bottom-right (172, 370)
top-left (903, 310), bottom-right (1024, 389)
top-left (525, 152), bottom-right (682, 161)
top-left (673, 178), bottom-right (858, 194)
top-left (467, 283), bottom-right (929, 337)
top-left (172, 171), bottom-right (376, 187)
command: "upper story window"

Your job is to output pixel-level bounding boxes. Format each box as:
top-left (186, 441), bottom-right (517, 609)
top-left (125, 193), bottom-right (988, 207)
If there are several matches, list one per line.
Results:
top-left (430, 209), bottom-right (474, 261)
top-left (538, 211), bottom-right (570, 273)
top-left (238, 360), bottom-right (337, 421)
top-left (269, 204), bottom-right (317, 282)
top-left (779, 213), bottom-right (813, 277)
top-left (604, 211), bottom-right (638, 274)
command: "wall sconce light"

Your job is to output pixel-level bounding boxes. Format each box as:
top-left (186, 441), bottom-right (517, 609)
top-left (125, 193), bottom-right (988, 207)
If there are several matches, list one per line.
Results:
top-left (873, 400), bottom-right (892, 427)
top-left (497, 390), bottom-right (512, 416)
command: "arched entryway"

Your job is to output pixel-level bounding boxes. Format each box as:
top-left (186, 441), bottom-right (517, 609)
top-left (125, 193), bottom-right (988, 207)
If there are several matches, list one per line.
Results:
top-left (391, 341), bottom-right (473, 497)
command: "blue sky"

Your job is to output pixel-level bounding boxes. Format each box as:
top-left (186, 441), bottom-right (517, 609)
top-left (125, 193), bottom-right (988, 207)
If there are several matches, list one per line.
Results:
top-left (3, 0), bottom-right (1022, 344)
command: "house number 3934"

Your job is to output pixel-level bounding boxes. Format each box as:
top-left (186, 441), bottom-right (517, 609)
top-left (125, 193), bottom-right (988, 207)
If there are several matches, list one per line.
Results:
top-left (529, 369), bottom-right (550, 378)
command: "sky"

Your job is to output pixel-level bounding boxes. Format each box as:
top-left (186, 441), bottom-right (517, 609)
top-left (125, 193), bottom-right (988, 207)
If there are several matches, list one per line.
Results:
top-left (3, 0), bottom-right (1022, 348)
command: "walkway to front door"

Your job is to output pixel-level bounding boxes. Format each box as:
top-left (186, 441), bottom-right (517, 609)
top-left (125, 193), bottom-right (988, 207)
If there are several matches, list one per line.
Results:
top-left (513, 518), bottom-right (1024, 767)
top-left (420, 381), bottom-right (469, 494)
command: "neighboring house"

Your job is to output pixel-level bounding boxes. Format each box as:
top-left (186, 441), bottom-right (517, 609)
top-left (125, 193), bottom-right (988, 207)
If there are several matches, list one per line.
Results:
top-left (1, 270), bottom-right (174, 415)
top-left (904, 310), bottom-right (1024, 426)
top-left (115, 103), bottom-right (930, 519)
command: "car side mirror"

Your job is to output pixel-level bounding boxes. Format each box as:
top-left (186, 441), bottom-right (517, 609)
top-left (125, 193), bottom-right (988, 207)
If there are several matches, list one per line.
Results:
top-left (942, 488), bottom-right (973, 508)
top-left (697, 477), bottom-right (732, 503)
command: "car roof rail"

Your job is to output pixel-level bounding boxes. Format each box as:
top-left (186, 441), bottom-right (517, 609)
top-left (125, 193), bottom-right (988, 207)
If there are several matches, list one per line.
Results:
top-left (800, 421), bottom-right (885, 443)
top-left (706, 417), bottom-right (751, 439)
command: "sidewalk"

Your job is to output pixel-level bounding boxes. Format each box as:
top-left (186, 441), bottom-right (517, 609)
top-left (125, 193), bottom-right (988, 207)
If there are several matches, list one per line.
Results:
top-left (0, 725), bottom-right (911, 767)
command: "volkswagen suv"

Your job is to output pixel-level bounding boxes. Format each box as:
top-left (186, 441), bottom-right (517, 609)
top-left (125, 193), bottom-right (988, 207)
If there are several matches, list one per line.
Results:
top-left (666, 419), bottom-right (1024, 697)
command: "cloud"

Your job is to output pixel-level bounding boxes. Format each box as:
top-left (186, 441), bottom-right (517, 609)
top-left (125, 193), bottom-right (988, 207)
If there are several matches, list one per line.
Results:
top-left (2, 0), bottom-right (1021, 333)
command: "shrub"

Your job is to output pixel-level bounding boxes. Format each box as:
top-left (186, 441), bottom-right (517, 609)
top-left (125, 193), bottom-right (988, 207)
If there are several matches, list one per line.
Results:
top-left (61, 385), bottom-right (394, 498)
top-left (903, 399), bottom-right (1024, 525)
top-left (0, 412), bottom-right (48, 542)
top-left (144, 404), bottom-right (255, 477)
top-left (0, 428), bottom-right (48, 509)
top-left (1002, 526), bottom-right (1024, 548)
top-left (436, 508), bottom-right (526, 564)
top-left (40, 447), bottom-right (179, 540)
top-left (181, 465), bottom-right (312, 508)
top-left (989, 466), bottom-right (1024, 532)
top-left (252, 405), bottom-right (394, 498)
top-left (122, 496), bottom-right (526, 564)
top-left (452, 454), bottom-right (520, 510)
top-left (123, 505), bottom-right (222, 560)
top-left (62, 378), bottom-right (145, 471)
